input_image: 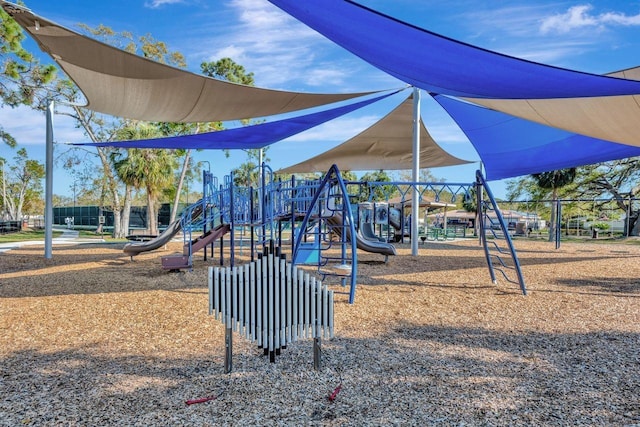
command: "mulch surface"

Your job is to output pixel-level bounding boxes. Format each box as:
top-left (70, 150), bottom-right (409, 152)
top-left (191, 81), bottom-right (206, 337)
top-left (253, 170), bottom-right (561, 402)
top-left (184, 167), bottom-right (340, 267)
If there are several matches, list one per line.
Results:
top-left (1, 238), bottom-right (638, 426)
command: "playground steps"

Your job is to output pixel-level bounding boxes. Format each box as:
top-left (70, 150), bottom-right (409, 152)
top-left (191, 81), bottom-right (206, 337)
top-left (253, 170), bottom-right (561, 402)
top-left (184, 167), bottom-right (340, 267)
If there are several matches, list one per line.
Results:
top-left (161, 255), bottom-right (191, 271)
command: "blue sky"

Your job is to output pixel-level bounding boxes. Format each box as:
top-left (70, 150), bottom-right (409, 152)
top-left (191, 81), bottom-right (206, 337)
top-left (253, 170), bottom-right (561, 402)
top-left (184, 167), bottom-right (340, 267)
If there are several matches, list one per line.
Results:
top-left (3, 0), bottom-right (640, 199)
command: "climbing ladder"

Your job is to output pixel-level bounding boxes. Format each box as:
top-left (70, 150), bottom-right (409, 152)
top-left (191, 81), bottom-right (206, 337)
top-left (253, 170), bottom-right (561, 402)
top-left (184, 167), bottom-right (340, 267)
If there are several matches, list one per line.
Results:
top-left (476, 170), bottom-right (527, 295)
top-left (293, 165), bottom-right (358, 303)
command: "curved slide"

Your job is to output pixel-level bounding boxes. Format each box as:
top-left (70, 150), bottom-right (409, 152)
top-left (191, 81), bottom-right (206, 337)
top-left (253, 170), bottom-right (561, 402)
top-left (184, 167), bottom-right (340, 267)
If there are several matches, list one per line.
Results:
top-left (327, 213), bottom-right (397, 257)
top-left (124, 203), bottom-right (205, 258)
top-left (388, 207), bottom-right (412, 242)
top-left (123, 218), bottom-right (183, 257)
top-left (388, 207), bottom-right (402, 231)
top-left (360, 221), bottom-right (386, 242)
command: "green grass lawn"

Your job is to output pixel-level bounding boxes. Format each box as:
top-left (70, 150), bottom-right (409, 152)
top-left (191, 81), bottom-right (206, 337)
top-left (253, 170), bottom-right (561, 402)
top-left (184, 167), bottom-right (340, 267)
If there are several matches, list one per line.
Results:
top-left (0, 229), bottom-right (119, 243)
top-left (0, 229), bottom-right (62, 243)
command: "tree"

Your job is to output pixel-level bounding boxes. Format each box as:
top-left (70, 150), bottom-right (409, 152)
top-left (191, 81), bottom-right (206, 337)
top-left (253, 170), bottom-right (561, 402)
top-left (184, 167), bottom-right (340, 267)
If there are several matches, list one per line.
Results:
top-left (532, 169), bottom-right (577, 241)
top-left (231, 148), bottom-right (272, 188)
top-left (0, 5), bottom-right (57, 148)
top-left (152, 121), bottom-right (223, 224)
top-left (66, 27), bottom-right (190, 236)
top-left (462, 185), bottom-right (477, 213)
top-left (566, 159), bottom-right (640, 236)
top-left (0, 19), bottom-right (168, 237)
top-left (508, 168), bottom-right (576, 241)
top-left (201, 57), bottom-right (254, 85)
top-left (111, 122), bottom-right (177, 235)
top-left (360, 170), bottom-right (396, 202)
top-left (201, 58), bottom-right (265, 187)
top-left (27, 24), bottom-right (204, 237)
top-left (1, 148), bottom-right (45, 220)
top-left (394, 169), bottom-right (437, 183)
top-left (1, 15), bottom-right (256, 236)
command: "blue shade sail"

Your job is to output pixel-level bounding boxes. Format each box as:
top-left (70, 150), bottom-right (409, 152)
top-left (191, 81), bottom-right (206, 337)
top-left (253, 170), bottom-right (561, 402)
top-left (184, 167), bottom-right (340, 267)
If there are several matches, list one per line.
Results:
top-left (267, 0), bottom-right (640, 99)
top-left (432, 94), bottom-right (640, 180)
top-left (75, 91), bottom-right (400, 149)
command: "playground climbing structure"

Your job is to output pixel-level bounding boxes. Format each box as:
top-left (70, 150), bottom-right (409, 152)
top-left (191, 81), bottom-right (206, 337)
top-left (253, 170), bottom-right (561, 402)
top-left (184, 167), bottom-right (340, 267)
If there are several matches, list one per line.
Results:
top-left (135, 163), bottom-right (527, 300)
top-left (475, 170), bottom-right (527, 295)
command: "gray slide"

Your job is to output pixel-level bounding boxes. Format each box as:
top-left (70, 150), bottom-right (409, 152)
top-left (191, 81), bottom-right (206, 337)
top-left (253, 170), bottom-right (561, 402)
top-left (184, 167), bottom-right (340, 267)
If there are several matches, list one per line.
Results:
top-left (388, 207), bottom-right (402, 231)
top-left (327, 213), bottom-right (397, 257)
top-left (388, 207), bottom-right (411, 242)
top-left (123, 219), bottom-right (183, 258)
top-left (360, 221), bottom-right (387, 242)
top-left (124, 203), bottom-right (205, 258)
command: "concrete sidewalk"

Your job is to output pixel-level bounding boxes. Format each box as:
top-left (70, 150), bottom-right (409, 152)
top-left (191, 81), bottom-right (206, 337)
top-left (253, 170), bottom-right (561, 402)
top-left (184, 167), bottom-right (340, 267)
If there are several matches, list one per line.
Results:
top-left (0, 228), bottom-right (106, 253)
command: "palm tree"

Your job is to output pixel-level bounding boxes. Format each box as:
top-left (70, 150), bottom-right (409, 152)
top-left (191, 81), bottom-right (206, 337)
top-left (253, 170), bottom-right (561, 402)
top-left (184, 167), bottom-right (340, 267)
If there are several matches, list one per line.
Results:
top-left (112, 122), bottom-right (177, 235)
top-left (232, 161), bottom-right (259, 188)
top-left (531, 168), bottom-right (577, 241)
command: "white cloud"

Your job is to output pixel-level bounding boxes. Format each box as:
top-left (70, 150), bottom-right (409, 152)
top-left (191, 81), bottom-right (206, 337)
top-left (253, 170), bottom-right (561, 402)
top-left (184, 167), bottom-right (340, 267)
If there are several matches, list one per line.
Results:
top-left (456, 3), bottom-right (640, 68)
top-left (454, 4), bottom-right (596, 65)
top-left (144, 0), bottom-right (186, 8)
top-left (183, 0), bottom-right (391, 91)
top-left (214, 45), bottom-right (246, 61)
top-left (540, 4), bottom-right (640, 34)
top-left (601, 11), bottom-right (640, 26)
top-left (304, 67), bottom-right (351, 87)
top-left (462, 4), bottom-right (553, 39)
top-left (0, 105), bottom-right (86, 147)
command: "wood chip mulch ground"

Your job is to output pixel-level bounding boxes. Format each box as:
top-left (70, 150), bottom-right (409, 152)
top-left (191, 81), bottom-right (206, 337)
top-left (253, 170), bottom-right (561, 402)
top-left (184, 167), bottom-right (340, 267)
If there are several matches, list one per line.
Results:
top-left (1, 237), bottom-right (639, 426)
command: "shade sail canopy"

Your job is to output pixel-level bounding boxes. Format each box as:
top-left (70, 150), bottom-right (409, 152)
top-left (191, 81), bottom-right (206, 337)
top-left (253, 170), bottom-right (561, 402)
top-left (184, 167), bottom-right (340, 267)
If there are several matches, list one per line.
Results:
top-left (74, 91), bottom-right (400, 149)
top-left (267, 1), bottom-right (640, 148)
top-left (267, 0), bottom-right (640, 99)
top-left (278, 94), bottom-right (472, 173)
top-left (433, 94), bottom-right (640, 180)
top-left (464, 67), bottom-right (640, 148)
top-left (1, 1), bottom-right (376, 122)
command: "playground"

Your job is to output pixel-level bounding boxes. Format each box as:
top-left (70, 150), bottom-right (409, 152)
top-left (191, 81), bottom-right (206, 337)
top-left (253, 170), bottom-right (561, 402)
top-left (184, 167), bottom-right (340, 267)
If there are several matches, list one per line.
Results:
top-left (1, 237), bottom-right (638, 425)
top-left (1, 1), bottom-right (640, 424)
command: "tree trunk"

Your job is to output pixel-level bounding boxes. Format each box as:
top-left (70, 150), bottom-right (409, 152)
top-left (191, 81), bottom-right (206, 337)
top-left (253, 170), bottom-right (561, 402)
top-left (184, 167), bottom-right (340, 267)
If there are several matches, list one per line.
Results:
top-left (73, 106), bottom-right (125, 238)
top-left (5, 193), bottom-right (16, 220)
top-left (629, 211), bottom-right (640, 236)
top-left (147, 190), bottom-right (158, 235)
top-left (119, 185), bottom-right (132, 237)
top-left (16, 184), bottom-right (26, 221)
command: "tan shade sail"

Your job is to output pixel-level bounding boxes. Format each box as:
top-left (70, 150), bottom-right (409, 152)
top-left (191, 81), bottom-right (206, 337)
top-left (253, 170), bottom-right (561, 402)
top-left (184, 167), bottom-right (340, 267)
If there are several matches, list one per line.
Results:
top-left (1, 1), bottom-right (376, 122)
top-left (278, 95), bottom-right (472, 173)
top-left (464, 67), bottom-right (640, 148)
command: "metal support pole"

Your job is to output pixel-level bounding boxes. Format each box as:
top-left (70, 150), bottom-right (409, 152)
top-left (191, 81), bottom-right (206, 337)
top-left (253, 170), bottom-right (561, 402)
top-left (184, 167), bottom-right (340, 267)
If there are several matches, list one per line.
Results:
top-left (555, 200), bottom-right (562, 250)
top-left (411, 87), bottom-right (421, 256)
top-left (1, 159), bottom-right (6, 220)
top-left (44, 100), bottom-right (54, 259)
top-left (627, 194), bottom-right (632, 238)
top-left (258, 151), bottom-right (263, 234)
top-left (203, 169), bottom-right (208, 262)
top-left (1, 161), bottom-right (4, 219)
top-left (313, 337), bottom-right (322, 370)
top-left (224, 326), bottom-right (233, 373)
